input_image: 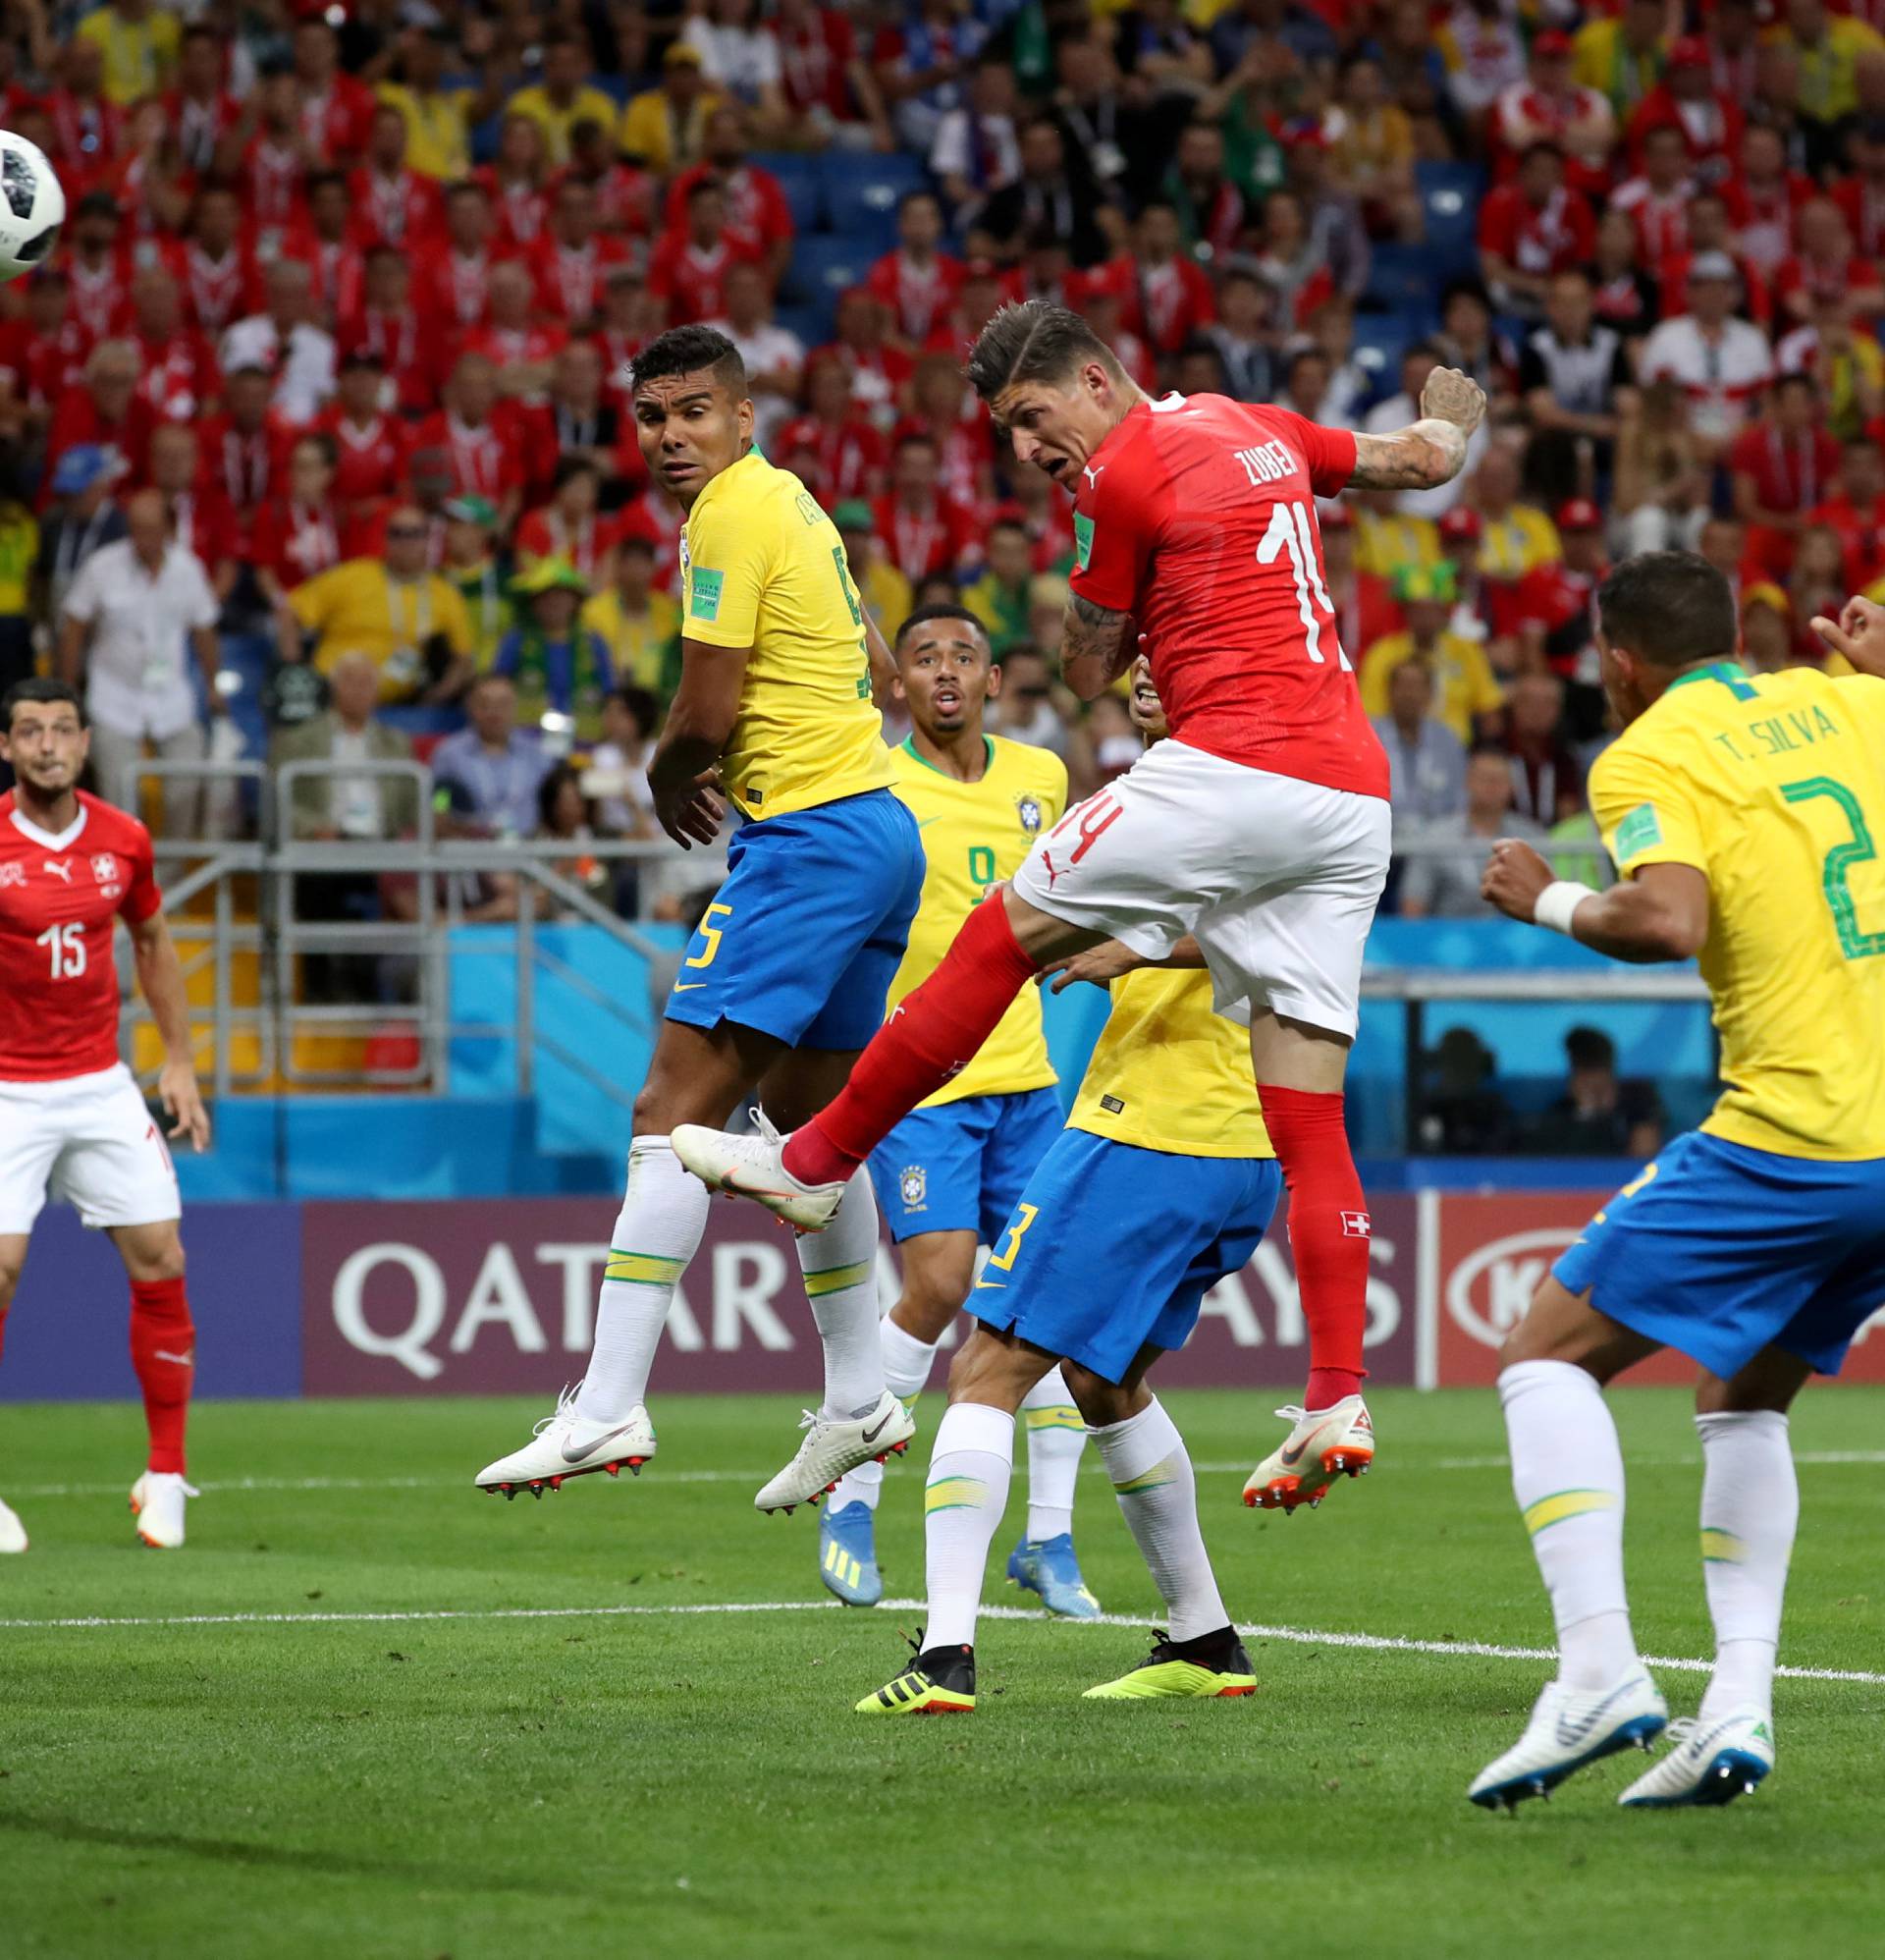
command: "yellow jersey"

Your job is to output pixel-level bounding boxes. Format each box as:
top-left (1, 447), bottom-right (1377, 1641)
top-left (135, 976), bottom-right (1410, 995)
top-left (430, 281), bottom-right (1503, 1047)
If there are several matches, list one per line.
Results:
top-left (1360, 628), bottom-right (1505, 743)
top-left (1355, 509), bottom-right (1439, 580)
top-left (77, 5), bottom-right (180, 105)
top-left (1070, 967), bottom-right (1273, 1160)
top-left (1477, 504), bottom-right (1561, 582)
top-left (378, 82), bottom-right (472, 181)
top-left (1591, 660), bottom-right (1885, 1161)
top-left (502, 82), bottom-right (620, 166)
top-left (680, 450), bottom-right (892, 819)
top-left (289, 558), bottom-right (474, 701)
top-left (582, 584), bottom-right (681, 697)
top-left (886, 735), bottom-right (1066, 1107)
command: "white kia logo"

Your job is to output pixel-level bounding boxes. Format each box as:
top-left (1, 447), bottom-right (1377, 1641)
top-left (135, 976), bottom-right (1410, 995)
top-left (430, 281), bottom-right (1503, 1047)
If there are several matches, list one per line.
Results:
top-left (1446, 1227), bottom-right (1579, 1349)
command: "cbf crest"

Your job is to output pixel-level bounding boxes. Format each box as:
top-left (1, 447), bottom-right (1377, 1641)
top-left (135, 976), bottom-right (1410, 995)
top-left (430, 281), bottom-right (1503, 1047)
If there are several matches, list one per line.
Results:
top-left (1015, 793), bottom-right (1044, 835)
top-left (898, 1165), bottom-right (927, 1210)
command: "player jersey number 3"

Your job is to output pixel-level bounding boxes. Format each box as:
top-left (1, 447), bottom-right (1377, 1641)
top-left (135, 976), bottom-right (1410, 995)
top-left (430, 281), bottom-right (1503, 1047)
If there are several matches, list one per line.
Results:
top-left (1258, 499), bottom-right (1349, 672)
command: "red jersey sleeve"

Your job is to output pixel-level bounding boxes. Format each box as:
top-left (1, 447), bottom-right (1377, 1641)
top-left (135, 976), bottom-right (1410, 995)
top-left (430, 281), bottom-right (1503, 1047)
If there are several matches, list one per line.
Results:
top-left (1260, 408), bottom-right (1358, 498)
top-left (121, 820), bottom-right (161, 925)
top-left (1069, 448), bottom-right (1156, 614)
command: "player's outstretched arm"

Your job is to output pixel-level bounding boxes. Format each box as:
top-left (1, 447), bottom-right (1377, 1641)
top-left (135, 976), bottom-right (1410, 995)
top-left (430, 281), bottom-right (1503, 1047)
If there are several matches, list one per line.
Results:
top-left (130, 911), bottom-right (211, 1150)
top-left (1482, 840), bottom-right (1709, 963)
top-left (648, 636), bottom-right (746, 847)
top-left (1059, 593), bottom-right (1138, 701)
top-left (1810, 594), bottom-right (1885, 677)
top-left (1347, 366), bottom-right (1486, 492)
top-left (1042, 934), bottom-right (1207, 992)
top-left (863, 608), bottom-right (897, 704)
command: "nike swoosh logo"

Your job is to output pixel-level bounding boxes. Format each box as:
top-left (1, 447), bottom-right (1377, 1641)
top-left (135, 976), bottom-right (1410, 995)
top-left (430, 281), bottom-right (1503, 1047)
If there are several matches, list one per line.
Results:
top-left (563, 1422), bottom-right (644, 1463)
top-left (862, 1410), bottom-right (892, 1443)
top-left (673, 981), bottom-right (709, 992)
top-left (1279, 1440), bottom-right (1308, 1466)
top-left (915, 816), bottom-right (942, 830)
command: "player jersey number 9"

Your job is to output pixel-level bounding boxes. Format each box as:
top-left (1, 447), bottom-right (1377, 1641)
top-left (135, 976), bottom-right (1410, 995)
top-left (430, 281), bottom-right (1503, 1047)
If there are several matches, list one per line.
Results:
top-left (1259, 500), bottom-right (1351, 672)
top-left (35, 921), bottom-right (85, 978)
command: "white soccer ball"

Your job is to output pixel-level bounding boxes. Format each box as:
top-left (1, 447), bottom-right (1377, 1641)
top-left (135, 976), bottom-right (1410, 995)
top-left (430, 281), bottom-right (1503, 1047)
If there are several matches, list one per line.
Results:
top-left (0, 132), bottom-right (64, 284)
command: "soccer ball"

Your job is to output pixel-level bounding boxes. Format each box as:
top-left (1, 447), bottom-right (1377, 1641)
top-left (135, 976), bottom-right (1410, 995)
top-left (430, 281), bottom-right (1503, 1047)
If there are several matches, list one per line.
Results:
top-left (0, 132), bottom-right (64, 283)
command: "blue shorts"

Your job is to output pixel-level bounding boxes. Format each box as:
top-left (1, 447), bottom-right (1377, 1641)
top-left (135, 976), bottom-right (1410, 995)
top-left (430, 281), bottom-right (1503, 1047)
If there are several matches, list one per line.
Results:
top-left (969, 1128), bottom-right (1282, 1385)
top-left (665, 789), bottom-right (924, 1050)
top-left (868, 1087), bottom-right (1066, 1245)
top-left (1554, 1129), bottom-right (1885, 1380)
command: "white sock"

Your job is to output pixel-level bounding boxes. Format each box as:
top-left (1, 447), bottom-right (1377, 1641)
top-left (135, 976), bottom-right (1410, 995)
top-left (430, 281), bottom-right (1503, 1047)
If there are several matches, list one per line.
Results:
top-left (1020, 1366), bottom-right (1086, 1542)
top-left (1696, 1409), bottom-right (1797, 1720)
top-left (1498, 1359), bottom-right (1640, 1691)
top-left (797, 1168), bottom-right (887, 1419)
top-left (576, 1137), bottom-right (710, 1424)
top-left (923, 1401), bottom-right (1013, 1649)
top-left (831, 1315), bottom-right (942, 1511)
top-left (1093, 1397), bottom-right (1228, 1642)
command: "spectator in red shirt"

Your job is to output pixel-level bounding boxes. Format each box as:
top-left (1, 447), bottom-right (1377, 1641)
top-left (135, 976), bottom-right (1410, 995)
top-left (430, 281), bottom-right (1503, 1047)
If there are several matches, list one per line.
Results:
top-left (1479, 141), bottom-right (1596, 320)
top-left (415, 352), bottom-right (527, 528)
top-left (1833, 117), bottom-right (1885, 263)
top-left (1503, 670), bottom-right (1585, 826)
top-left (253, 433), bottom-right (350, 607)
top-left (1611, 124), bottom-right (1696, 280)
top-left (167, 21), bottom-right (243, 178)
top-left (127, 266), bottom-right (217, 427)
top-left (177, 185), bottom-right (260, 339)
top-left (900, 351), bottom-right (993, 513)
top-left (144, 421), bottom-right (239, 604)
top-left (1731, 372), bottom-right (1846, 578)
top-left (872, 430), bottom-right (980, 584)
top-left (1723, 124), bottom-right (1814, 279)
top-left (242, 66), bottom-right (314, 245)
top-left (417, 181), bottom-right (503, 337)
top-left (1805, 435), bottom-right (1885, 587)
top-left (44, 38), bottom-right (123, 190)
top-left (530, 177), bottom-right (635, 330)
top-left (293, 15), bottom-right (376, 163)
top-left (517, 456), bottom-right (619, 585)
top-left (1625, 34), bottom-right (1741, 189)
top-left (465, 261), bottom-right (566, 403)
top-left (1512, 496), bottom-right (1608, 737)
top-left (562, 117), bottom-right (658, 240)
top-left (47, 339), bottom-right (153, 493)
top-left (1657, 191), bottom-right (1773, 333)
top-left (538, 339), bottom-right (637, 498)
top-left (283, 171), bottom-right (367, 331)
top-left (479, 112), bottom-right (554, 252)
top-left (815, 286), bottom-right (913, 430)
top-left (1774, 197), bottom-right (1885, 329)
top-left (774, 354), bottom-right (889, 507)
top-left (64, 191), bottom-right (131, 345)
top-left (318, 350), bottom-right (409, 523)
top-left (665, 105), bottom-right (795, 289)
top-left (196, 365), bottom-right (285, 555)
top-left (1124, 201), bottom-right (1215, 358)
top-left (0, 272), bottom-right (86, 417)
top-left (339, 247), bottom-right (433, 418)
top-left (349, 104), bottom-right (446, 254)
top-left (1490, 28), bottom-right (1617, 198)
top-left (648, 177), bottom-right (761, 327)
top-left (868, 190), bottom-right (965, 350)
top-left (773, 0), bottom-right (892, 144)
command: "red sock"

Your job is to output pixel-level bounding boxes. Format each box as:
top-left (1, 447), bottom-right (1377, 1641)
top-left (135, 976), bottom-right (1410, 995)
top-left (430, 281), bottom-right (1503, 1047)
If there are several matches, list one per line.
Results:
top-left (129, 1277), bottom-right (195, 1476)
top-left (784, 894), bottom-right (1042, 1184)
top-left (1258, 1086), bottom-right (1370, 1409)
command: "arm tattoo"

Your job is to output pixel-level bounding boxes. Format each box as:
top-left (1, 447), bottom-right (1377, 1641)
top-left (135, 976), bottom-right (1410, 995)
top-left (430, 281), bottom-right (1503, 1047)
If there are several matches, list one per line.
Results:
top-left (1060, 592), bottom-right (1134, 696)
top-left (1347, 418), bottom-right (1470, 492)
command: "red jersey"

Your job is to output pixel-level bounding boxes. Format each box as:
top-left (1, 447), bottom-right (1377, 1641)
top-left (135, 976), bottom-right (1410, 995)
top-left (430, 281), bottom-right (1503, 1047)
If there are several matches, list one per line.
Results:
top-left (318, 408), bottom-right (409, 512)
top-left (0, 792), bottom-right (162, 1082)
top-left (866, 250), bottom-right (966, 345)
top-left (774, 413), bottom-right (888, 505)
top-left (1126, 256), bottom-right (1217, 357)
top-left (348, 167), bottom-right (446, 252)
top-left (338, 304), bottom-right (435, 416)
top-left (414, 244), bottom-right (502, 333)
top-left (135, 327), bottom-right (218, 424)
top-left (168, 486), bottom-right (242, 573)
top-left (528, 235), bottom-right (636, 325)
top-left (251, 496), bottom-right (348, 589)
top-left (178, 241), bottom-right (262, 337)
top-left (871, 490), bottom-right (978, 582)
top-left (1477, 185), bottom-right (1596, 279)
top-left (66, 253), bottom-right (131, 343)
top-left (412, 411), bottom-right (527, 503)
top-left (664, 162), bottom-right (793, 252)
top-left (1069, 393), bottom-right (1385, 799)
top-left (1807, 490), bottom-right (1885, 585)
top-left (647, 232), bottom-right (761, 327)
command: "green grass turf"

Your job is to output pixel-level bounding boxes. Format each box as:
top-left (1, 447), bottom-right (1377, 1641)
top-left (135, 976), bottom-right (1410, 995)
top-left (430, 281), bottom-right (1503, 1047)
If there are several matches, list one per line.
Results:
top-left (1, 1388), bottom-right (1881, 1960)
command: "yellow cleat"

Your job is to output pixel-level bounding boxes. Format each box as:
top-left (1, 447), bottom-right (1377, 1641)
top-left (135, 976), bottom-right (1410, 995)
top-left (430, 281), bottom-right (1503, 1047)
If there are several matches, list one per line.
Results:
top-left (855, 1640), bottom-right (976, 1715)
top-left (1084, 1630), bottom-right (1257, 1700)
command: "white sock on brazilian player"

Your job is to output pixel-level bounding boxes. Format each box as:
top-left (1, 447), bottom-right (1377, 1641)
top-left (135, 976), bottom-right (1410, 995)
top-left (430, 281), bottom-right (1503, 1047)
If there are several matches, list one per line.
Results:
top-left (1696, 1409), bottom-right (1798, 1720)
top-left (1020, 1366), bottom-right (1087, 1542)
top-left (923, 1402), bottom-right (1014, 1649)
top-left (576, 1137), bottom-right (710, 1425)
top-left (797, 1169), bottom-right (889, 1419)
top-left (1499, 1359), bottom-right (1642, 1691)
top-left (830, 1314), bottom-right (942, 1510)
top-left (1092, 1397), bottom-right (1229, 1643)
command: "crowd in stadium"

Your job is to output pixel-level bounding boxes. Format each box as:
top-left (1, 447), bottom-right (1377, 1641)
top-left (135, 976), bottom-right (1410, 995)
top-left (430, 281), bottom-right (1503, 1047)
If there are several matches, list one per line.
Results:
top-left (3, 0), bottom-right (1885, 925)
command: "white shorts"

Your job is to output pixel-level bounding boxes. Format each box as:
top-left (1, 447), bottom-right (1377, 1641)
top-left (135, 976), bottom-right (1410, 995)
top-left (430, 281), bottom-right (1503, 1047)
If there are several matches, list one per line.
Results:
top-left (1010, 738), bottom-right (1391, 1038)
top-left (0, 1063), bottom-right (182, 1236)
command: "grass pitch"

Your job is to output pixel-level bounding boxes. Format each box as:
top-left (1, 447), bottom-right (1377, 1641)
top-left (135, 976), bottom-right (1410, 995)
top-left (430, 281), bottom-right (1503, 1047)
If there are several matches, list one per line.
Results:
top-left (2, 1388), bottom-right (1881, 1960)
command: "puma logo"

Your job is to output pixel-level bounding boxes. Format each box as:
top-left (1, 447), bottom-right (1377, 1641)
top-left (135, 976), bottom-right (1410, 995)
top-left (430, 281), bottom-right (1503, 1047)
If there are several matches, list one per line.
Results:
top-left (44, 858), bottom-right (74, 884)
top-left (1082, 463), bottom-right (1105, 491)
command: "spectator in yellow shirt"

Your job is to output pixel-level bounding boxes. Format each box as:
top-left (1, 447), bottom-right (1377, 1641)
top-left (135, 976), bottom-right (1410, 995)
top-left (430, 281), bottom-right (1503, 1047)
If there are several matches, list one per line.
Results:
top-left (77, 0), bottom-right (179, 106)
top-left (1360, 564), bottom-right (1507, 745)
top-left (1354, 493), bottom-right (1442, 581)
top-left (1771, 1), bottom-right (1885, 131)
top-left (833, 502), bottom-right (913, 649)
top-left (380, 27), bottom-right (486, 182)
top-left (505, 29), bottom-right (621, 167)
top-left (580, 533), bottom-right (682, 701)
top-left (619, 43), bottom-right (725, 174)
top-left (1572, 2), bottom-right (1667, 121)
top-left (1467, 449), bottom-right (1563, 582)
top-left (281, 509), bottom-right (475, 705)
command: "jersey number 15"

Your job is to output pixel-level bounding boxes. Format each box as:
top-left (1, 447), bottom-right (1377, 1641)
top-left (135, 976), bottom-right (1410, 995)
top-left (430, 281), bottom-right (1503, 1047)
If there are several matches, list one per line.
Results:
top-left (35, 921), bottom-right (86, 978)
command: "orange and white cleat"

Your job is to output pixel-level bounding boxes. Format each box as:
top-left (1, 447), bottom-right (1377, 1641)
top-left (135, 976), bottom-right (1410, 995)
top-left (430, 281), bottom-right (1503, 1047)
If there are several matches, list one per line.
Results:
top-left (131, 1471), bottom-right (198, 1549)
top-left (1242, 1397), bottom-right (1374, 1512)
top-left (474, 1387), bottom-right (656, 1499)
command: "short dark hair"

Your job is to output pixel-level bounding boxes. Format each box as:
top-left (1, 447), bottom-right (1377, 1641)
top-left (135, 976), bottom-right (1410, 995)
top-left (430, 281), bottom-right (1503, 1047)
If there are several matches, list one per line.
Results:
top-left (609, 683), bottom-right (661, 735)
top-left (628, 324), bottom-right (747, 400)
top-left (3, 676), bottom-right (84, 730)
top-left (552, 453), bottom-right (601, 491)
top-left (894, 602), bottom-right (989, 655)
top-left (966, 300), bottom-right (1124, 405)
top-left (1595, 551), bottom-right (1738, 669)
top-left (1565, 1024), bottom-right (1617, 1072)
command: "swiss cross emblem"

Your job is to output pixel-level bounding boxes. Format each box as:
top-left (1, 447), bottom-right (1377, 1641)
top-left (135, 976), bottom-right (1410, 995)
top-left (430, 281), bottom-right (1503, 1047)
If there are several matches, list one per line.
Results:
top-left (1340, 1211), bottom-right (1372, 1238)
top-left (90, 853), bottom-right (118, 885)
top-left (0, 861), bottom-right (23, 890)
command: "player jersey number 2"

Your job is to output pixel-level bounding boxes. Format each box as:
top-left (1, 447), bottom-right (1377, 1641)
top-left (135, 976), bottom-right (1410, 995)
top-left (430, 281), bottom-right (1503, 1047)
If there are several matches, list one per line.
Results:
top-left (1257, 500), bottom-right (1350, 672)
top-left (35, 921), bottom-right (85, 978)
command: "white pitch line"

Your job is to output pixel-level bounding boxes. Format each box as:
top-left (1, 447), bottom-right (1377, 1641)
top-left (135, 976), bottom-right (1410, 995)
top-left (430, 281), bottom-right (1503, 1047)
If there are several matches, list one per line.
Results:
top-left (0, 1594), bottom-right (1879, 1686)
top-left (12, 1451), bottom-right (1885, 1500)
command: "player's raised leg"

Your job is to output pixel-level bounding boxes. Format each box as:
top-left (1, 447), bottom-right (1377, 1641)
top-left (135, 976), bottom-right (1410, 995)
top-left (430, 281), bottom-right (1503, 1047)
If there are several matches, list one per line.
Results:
top-left (112, 1219), bottom-right (199, 1550)
top-left (1619, 1347), bottom-right (1805, 1808)
top-left (0, 1235), bottom-right (24, 1551)
top-left (1468, 1277), bottom-right (1668, 1809)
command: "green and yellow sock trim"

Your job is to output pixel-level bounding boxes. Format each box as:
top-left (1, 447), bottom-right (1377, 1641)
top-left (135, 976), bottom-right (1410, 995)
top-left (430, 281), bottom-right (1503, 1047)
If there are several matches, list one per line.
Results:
top-left (604, 1248), bottom-right (685, 1286)
top-left (1700, 1526), bottom-right (1747, 1564)
top-left (925, 1474), bottom-right (988, 1515)
top-left (1114, 1455), bottom-right (1178, 1496)
top-left (1024, 1403), bottom-right (1084, 1434)
top-left (801, 1258), bottom-right (872, 1298)
top-left (1522, 1488), bottom-right (1620, 1537)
